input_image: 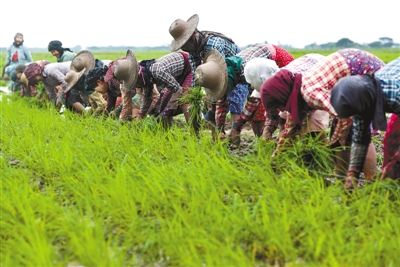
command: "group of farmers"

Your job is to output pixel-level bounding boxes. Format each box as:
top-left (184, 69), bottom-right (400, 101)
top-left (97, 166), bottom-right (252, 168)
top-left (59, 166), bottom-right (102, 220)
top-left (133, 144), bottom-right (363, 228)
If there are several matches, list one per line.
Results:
top-left (3, 14), bottom-right (400, 186)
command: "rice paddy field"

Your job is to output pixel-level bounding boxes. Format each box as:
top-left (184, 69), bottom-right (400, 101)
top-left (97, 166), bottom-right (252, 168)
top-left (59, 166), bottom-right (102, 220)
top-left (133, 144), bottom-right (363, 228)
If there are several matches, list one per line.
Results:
top-left (1, 49), bottom-right (400, 266)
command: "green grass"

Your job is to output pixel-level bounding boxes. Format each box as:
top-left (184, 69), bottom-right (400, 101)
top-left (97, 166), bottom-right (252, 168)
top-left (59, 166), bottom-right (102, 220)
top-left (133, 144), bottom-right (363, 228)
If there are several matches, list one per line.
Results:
top-left (1, 48), bottom-right (399, 73)
top-left (1, 93), bottom-right (400, 266)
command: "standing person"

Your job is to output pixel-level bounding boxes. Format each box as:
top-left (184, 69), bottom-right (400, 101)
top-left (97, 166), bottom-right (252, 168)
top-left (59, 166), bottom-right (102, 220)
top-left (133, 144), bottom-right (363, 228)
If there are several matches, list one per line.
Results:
top-left (231, 53), bottom-right (326, 145)
top-left (23, 61), bottom-right (71, 108)
top-left (3, 32), bottom-right (33, 91)
top-left (86, 50), bottom-right (137, 120)
top-left (48, 40), bottom-right (76, 62)
top-left (330, 57), bottom-right (400, 187)
top-left (169, 14), bottom-right (244, 136)
top-left (263, 48), bottom-right (384, 179)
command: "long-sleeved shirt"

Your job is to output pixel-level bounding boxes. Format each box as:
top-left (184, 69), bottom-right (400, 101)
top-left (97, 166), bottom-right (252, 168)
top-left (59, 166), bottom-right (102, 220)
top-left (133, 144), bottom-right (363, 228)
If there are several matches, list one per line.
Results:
top-left (42, 62), bottom-right (71, 103)
top-left (264, 54), bottom-right (325, 139)
top-left (299, 48), bottom-right (385, 147)
top-left (57, 50), bottom-right (76, 63)
top-left (150, 52), bottom-right (189, 93)
top-left (189, 35), bottom-right (241, 86)
top-left (353, 57), bottom-right (400, 145)
top-left (6, 44), bottom-right (33, 65)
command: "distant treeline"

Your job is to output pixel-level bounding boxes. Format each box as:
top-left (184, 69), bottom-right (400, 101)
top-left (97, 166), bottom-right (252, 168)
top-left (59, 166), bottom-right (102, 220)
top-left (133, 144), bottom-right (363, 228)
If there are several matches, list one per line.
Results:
top-left (1, 37), bottom-right (399, 52)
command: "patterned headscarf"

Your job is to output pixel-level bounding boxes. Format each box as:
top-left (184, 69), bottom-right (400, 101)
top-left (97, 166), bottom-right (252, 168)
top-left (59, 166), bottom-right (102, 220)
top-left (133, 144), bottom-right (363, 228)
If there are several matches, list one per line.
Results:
top-left (136, 60), bottom-right (156, 97)
top-left (24, 61), bottom-right (49, 86)
top-left (330, 74), bottom-right (387, 131)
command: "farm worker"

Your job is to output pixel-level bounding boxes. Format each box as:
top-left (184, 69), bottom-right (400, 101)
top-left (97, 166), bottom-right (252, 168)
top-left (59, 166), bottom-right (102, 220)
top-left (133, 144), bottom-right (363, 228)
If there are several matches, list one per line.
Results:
top-left (9, 63), bottom-right (27, 93)
top-left (262, 48), bottom-right (385, 181)
top-left (86, 50), bottom-right (137, 120)
top-left (3, 32), bottom-right (33, 91)
top-left (23, 60), bottom-right (71, 109)
top-left (133, 52), bottom-right (198, 131)
top-left (48, 40), bottom-right (76, 63)
top-left (231, 53), bottom-right (327, 145)
top-left (330, 57), bottom-right (400, 187)
top-left (19, 60), bottom-right (52, 98)
top-left (198, 43), bottom-right (294, 141)
top-left (64, 50), bottom-right (107, 115)
top-left (168, 14), bottom-right (245, 137)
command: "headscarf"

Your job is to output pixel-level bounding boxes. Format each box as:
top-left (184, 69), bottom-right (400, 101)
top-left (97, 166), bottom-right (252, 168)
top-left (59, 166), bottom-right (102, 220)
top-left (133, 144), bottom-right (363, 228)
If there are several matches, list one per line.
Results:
top-left (104, 58), bottom-right (125, 83)
top-left (136, 60), bottom-right (156, 97)
top-left (86, 65), bottom-right (108, 91)
top-left (244, 58), bottom-right (279, 91)
top-left (330, 75), bottom-right (387, 131)
top-left (15, 63), bottom-right (26, 73)
top-left (225, 56), bottom-right (243, 95)
top-left (13, 32), bottom-right (24, 47)
top-left (260, 69), bottom-right (305, 127)
top-left (48, 40), bottom-right (73, 56)
top-left (24, 61), bottom-right (49, 86)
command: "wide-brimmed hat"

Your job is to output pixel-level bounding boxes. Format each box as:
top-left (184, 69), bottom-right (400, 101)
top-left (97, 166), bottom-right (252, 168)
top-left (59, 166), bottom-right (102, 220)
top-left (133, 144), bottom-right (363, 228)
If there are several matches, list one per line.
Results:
top-left (71, 50), bottom-right (95, 74)
top-left (64, 68), bottom-right (86, 93)
top-left (195, 49), bottom-right (228, 102)
top-left (113, 49), bottom-right (138, 92)
top-left (169, 14), bottom-right (199, 52)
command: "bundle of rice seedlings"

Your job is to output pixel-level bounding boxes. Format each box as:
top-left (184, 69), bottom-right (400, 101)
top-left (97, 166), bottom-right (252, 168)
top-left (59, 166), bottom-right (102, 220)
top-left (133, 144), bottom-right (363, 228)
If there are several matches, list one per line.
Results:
top-left (178, 86), bottom-right (208, 133)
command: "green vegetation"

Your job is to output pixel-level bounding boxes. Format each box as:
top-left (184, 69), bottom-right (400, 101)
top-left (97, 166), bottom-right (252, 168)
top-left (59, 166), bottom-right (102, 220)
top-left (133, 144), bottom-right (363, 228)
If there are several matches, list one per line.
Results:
top-left (1, 48), bottom-right (399, 74)
top-left (1, 88), bottom-right (400, 266)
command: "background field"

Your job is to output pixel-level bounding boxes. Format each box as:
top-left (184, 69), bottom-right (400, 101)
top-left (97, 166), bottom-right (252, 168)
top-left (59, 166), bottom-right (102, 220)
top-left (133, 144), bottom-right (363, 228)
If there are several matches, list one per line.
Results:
top-left (1, 49), bottom-right (400, 266)
top-left (1, 48), bottom-right (399, 73)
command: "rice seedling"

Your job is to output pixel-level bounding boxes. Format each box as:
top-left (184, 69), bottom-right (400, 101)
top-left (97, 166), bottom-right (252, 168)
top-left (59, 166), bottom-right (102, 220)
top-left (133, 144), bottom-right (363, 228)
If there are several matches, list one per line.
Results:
top-left (1, 93), bottom-right (399, 267)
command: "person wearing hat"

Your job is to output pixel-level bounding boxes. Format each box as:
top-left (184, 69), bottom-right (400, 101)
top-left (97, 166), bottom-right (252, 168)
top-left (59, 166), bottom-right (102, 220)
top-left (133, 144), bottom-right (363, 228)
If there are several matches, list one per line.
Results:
top-left (195, 44), bottom-right (294, 139)
top-left (4, 32), bottom-right (33, 90)
top-left (133, 51), bottom-right (198, 131)
top-left (330, 57), bottom-right (400, 187)
top-left (231, 54), bottom-right (329, 144)
top-left (262, 48), bottom-right (384, 181)
top-left (48, 40), bottom-right (76, 63)
top-left (86, 50), bottom-right (137, 120)
top-left (23, 60), bottom-right (71, 108)
top-left (64, 50), bottom-right (107, 115)
top-left (169, 14), bottom-right (244, 134)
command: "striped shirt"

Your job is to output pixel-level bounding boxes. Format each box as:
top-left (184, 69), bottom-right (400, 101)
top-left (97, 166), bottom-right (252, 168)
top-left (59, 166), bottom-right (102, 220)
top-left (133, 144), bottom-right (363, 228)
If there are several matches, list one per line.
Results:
top-left (189, 36), bottom-right (241, 85)
top-left (150, 52), bottom-right (188, 93)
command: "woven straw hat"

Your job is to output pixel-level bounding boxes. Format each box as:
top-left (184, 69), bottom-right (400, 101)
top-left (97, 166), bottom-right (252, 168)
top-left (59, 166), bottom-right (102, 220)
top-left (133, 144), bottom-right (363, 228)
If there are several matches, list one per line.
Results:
top-left (64, 68), bottom-right (86, 93)
top-left (169, 14), bottom-right (199, 52)
top-left (113, 49), bottom-right (138, 92)
top-left (195, 49), bottom-right (228, 102)
top-left (71, 50), bottom-right (95, 74)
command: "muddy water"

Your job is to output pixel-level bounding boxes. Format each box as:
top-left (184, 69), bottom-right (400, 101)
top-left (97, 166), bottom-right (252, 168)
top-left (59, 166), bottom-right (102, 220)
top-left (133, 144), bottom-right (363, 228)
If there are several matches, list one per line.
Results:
top-left (0, 86), bottom-right (12, 101)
